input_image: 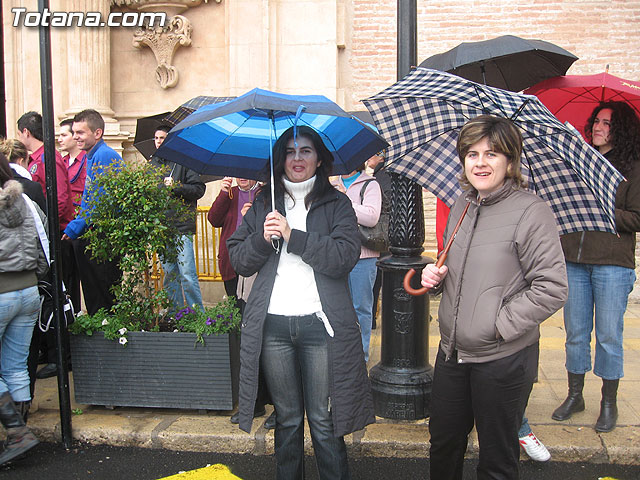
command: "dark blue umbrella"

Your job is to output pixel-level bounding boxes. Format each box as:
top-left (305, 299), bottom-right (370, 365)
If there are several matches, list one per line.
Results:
top-left (155, 88), bottom-right (389, 211)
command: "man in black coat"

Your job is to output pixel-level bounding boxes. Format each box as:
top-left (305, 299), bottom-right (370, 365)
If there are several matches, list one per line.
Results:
top-left (150, 126), bottom-right (206, 313)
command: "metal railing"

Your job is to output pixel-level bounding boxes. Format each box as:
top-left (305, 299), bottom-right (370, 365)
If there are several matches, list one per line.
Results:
top-left (148, 206), bottom-right (223, 290)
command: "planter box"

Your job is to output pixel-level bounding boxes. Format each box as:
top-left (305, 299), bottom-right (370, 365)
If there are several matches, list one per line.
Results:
top-left (69, 331), bottom-right (239, 410)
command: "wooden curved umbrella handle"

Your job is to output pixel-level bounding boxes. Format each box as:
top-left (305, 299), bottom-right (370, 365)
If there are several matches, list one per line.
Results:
top-left (403, 202), bottom-right (470, 297)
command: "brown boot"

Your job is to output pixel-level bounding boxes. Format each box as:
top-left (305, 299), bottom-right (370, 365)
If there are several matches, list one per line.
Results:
top-left (0, 393), bottom-right (39, 465)
top-left (552, 372), bottom-right (585, 421)
top-left (595, 379), bottom-right (619, 433)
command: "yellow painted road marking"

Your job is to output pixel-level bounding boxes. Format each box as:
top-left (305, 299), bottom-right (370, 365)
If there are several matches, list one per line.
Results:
top-left (158, 464), bottom-right (242, 479)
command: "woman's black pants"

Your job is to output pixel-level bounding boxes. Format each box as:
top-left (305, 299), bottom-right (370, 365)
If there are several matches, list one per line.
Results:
top-left (429, 343), bottom-right (538, 480)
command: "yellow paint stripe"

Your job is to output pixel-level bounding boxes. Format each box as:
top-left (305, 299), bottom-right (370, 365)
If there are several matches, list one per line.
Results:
top-left (158, 464), bottom-right (242, 480)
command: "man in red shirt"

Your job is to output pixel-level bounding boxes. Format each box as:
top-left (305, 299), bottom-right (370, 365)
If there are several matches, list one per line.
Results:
top-left (58, 118), bottom-right (87, 210)
top-left (17, 111), bottom-right (74, 230)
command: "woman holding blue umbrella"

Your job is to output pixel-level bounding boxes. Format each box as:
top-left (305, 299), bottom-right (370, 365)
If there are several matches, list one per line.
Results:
top-left (228, 125), bottom-right (374, 479)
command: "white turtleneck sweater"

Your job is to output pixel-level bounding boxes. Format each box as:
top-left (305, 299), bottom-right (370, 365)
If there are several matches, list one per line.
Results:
top-left (267, 176), bottom-right (323, 317)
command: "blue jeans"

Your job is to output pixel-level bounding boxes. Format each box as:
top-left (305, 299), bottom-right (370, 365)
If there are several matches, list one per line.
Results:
top-left (518, 416), bottom-right (531, 438)
top-left (564, 262), bottom-right (635, 380)
top-left (161, 235), bottom-right (204, 312)
top-left (348, 257), bottom-right (377, 362)
top-left (0, 286), bottom-right (39, 402)
top-left (261, 314), bottom-right (350, 480)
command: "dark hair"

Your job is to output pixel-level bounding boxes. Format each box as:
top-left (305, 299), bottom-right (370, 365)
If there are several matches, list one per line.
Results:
top-left (0, 152), bottom-right (14, 186)
top-left (457, 115), bottom-right (526, 191)
top-left (60, 118), bottom-right (74, 129)
top-left (73, 109), bottom-right (105, 133)
top-left (263, 125), bottom-right (334, 209)
top-left (584, 101), bottom-right (640, 176)
top-left (17, 111), bottom-right (43, 141)
top-left (155, 125), bottom-right (171, 134)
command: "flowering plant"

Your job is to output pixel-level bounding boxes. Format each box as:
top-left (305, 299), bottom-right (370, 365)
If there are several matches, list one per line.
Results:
top-left (69, 296), bottom-right (241, 346)
top-left (173, 296), bottom-right (241, 343)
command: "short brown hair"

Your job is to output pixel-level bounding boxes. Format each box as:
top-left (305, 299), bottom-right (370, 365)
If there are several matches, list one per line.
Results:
top-left (0, 138), bottom-right (28, 164)
top-left (73, 109), bottom-right (105, 133)
top-left (457, 115), bottom-right (526, 191)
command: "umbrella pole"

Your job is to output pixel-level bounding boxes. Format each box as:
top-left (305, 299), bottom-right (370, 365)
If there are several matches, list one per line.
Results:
top-left (268, 112), bottom-right (280, 252)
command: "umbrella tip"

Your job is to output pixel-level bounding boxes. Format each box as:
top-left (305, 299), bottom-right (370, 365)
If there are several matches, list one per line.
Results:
top-left (605, 64), bottom-right (610, 73)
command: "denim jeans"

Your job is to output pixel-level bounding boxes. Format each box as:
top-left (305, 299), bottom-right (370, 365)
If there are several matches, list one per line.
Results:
top-left (564, 262), bottom-right (635, 380)
top-left (261, 314), bottom-right (350, 480)
top-left (161, 234), bottom-right (204, 312)
top-left (348, 257), bottom-right (377, 362)
top-left (0, 286), bottom-right (39, 402)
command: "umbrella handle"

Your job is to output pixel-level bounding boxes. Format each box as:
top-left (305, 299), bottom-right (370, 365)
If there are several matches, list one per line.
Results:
top-left (403, 202), bottom-right (470, 296)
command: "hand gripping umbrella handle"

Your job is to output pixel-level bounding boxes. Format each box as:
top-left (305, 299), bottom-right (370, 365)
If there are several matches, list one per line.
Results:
top-left (404, 203), bottom-right (470, 296)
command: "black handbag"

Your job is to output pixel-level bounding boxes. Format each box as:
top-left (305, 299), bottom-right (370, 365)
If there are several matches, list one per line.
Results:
top-left (358, 179), bottom-right (389, 252)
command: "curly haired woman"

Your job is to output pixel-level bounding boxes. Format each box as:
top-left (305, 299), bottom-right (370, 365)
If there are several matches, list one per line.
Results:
top-left (553, 101), bottom-right (640, 432)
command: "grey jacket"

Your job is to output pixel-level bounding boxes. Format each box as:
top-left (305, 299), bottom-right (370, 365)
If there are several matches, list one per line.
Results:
top-left (227, 187), bottom-right (375, 437)
top-left (437, 180), bottom-right (568, 364)
top-left (0, 180), bottom-right (45, 293)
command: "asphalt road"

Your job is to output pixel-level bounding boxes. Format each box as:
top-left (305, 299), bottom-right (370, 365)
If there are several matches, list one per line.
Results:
top-left (2, 442), bottom-right (640, 480)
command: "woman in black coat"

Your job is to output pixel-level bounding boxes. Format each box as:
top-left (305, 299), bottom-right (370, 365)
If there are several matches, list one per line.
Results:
top-left (228, 126), bottom-right (374, 479)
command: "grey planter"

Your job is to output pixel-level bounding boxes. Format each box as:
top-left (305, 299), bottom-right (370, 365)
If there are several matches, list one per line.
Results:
top-left (69, 331), bottom-right (239, 410)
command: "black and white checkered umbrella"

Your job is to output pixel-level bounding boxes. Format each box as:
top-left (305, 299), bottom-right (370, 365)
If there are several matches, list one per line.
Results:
top-left (363, 68), bottom-right (624, 235)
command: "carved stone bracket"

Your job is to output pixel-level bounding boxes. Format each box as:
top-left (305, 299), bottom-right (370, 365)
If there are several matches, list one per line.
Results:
top-left (132, 14), bottom-right (192, 89)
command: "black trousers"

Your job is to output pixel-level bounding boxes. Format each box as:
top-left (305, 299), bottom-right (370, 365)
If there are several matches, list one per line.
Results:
top-left (429, 343), bottom-right (538, 480)
top-left (71, 238), bottom-right (122, 316)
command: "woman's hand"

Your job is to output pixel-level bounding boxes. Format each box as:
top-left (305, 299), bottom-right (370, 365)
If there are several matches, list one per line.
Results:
top-left (221, 177), bottom-right (233, 193)
top-left (263, 211), bottom-right (292, 243)
top-left (421, 263), bottom-right (448, 289)
top-left (241, 202), bottom-right (252, 217)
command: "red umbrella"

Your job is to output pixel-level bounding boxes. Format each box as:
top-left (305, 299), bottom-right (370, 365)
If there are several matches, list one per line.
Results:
top-left (524, 71), bottom-right (640, 137)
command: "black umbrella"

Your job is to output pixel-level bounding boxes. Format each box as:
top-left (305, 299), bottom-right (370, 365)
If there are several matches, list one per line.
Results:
top-left (419, 35), bottom-right (578, 92)
top-left (133, 112), bottom-right (170, 160)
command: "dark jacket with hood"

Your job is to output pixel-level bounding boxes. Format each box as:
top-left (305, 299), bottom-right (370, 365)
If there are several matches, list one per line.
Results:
top-left (227, 185), bottom-right (375, 436)
top-left (561, 149), bottom-right (640, 268)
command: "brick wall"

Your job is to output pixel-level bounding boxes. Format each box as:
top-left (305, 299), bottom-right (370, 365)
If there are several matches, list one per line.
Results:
top-left (349, 0), bottom-right (640, 299)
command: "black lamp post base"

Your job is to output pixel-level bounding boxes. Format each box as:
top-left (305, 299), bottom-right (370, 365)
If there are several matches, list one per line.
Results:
top-left (370, 364), bottom-right (433, 420)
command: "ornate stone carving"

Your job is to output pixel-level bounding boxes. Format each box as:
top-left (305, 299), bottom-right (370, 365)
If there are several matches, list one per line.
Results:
top-left (132, 14), bottom-right (192, 89)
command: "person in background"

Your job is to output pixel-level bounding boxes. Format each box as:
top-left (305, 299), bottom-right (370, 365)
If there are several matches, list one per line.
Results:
top-left (150, 125), bottom-right (205, 312)
top-left (208, 177), bottom-right (259, 300)
top-left (0, 153), bottom-right (44, 464)
top-left (553, 101), bottom-right (640, 433)
top-left (62, 109), bottom-right (123, 316)
top-left (332, 164), bottom-right (381, 362)
top-left (16, 111), bottom-right (74, 231)
top-left (0, 139), bottom-right (45, 212)
top-left (366, 150), bottom-right (390, 330)
top-left (208, 177), bottom-right (273, 426)
top-left (420, 115), bottom-right (567, 479)
top-left (58, 118), bottom-right (87, 211)
top-left (228, 125), bottom-right (373, 479)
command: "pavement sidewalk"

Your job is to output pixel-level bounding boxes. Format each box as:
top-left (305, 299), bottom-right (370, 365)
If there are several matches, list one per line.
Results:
top-left (26, 299), bottom-right (640, 464)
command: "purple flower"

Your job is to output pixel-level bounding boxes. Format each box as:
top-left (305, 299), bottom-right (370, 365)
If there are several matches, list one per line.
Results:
top-left (206, 317), bottom-right (213, 326)
top-left (217, 314), bottom-right (224, 319)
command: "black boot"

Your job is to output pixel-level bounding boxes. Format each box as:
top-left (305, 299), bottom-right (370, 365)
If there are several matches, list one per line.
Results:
top-left (595, 379), bottom-right (619, 433)
top-left (552, 372), bottom-right (585, 421)
top-left (0, 393), bottom-right (39, 465)
top-left (15, 401), bottom-right (31, 423)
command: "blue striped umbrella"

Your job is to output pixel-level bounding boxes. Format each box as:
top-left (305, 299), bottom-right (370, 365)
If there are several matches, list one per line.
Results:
top-left (363, 68), bottom-right (624, 236)
top-left (155, 88), bottom-right (388, 185)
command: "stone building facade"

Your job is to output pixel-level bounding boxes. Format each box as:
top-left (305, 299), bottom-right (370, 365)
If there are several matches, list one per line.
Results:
top-left (3, 0), bottom-right (640, 296)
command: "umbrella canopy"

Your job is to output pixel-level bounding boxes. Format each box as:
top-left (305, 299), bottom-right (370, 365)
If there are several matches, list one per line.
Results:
top-left (363, 68), bottom-right (624, 236)
top-left (133, 112), bottom-right (170, 159)
top-left (524, 71), bottom-right (640, 136)
top-left (163, 96), bottom-right (236, 127)
top-left (156, 88), bottom-right (389, 182)
top-left (419, 35), bottom-right (578, 93)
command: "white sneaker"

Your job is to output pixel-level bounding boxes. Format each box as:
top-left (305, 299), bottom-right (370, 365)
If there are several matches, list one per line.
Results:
top-left (519, 432), bottom-right (551, 462)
